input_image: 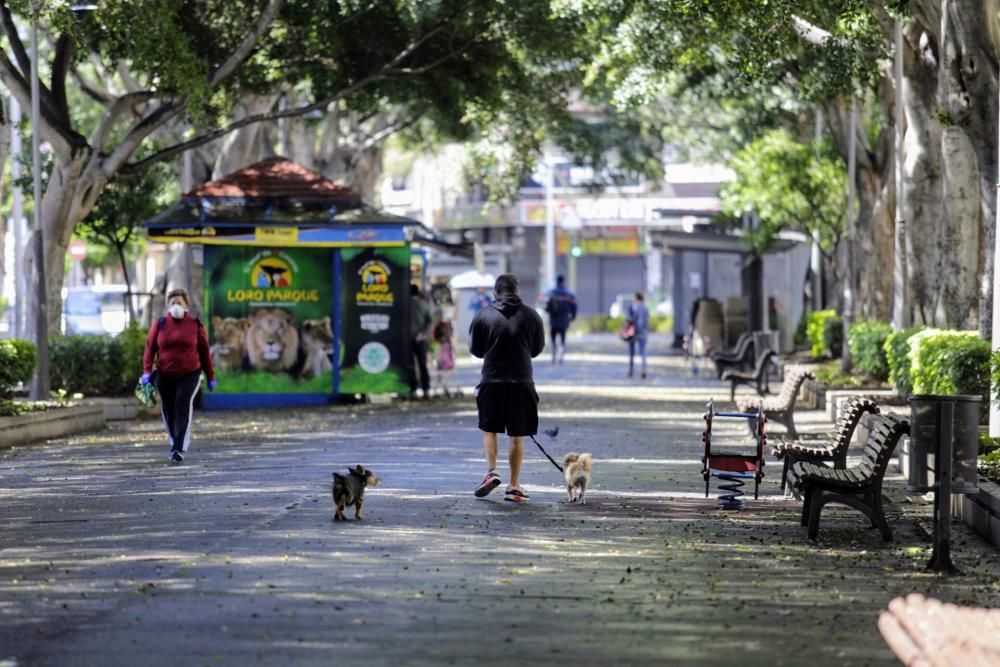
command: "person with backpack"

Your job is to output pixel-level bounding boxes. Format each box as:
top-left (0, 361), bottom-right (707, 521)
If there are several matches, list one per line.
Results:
top-left (140, 288), bottom-right (215, 463)
top-left (544, 275), bottom-right (577, 364)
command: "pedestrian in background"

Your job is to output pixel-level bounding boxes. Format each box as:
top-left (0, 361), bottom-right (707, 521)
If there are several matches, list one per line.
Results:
top-left (544, 275), bottom-right (577, 364)
top-left (469, 286), bottom-right (491, 313)
top-left (626, 291), bottom-right (650, 379)
top-left (469, 273), bottom-right (545, 503)
top-left (140, 288), bottom-right (215, 463)
top-left (409, 284), bottom-right (433, 399)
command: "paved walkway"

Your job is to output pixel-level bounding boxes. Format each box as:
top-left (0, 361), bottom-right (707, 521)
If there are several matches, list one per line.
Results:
top-left (2, 334), bottom-right (999, 666)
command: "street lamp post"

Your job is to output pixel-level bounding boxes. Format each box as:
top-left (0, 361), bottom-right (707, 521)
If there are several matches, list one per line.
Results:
top-left (543, 158), bottom-right (556, 294)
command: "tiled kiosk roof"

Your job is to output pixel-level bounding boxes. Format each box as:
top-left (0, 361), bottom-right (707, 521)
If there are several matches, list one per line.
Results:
top-left (184, 156), bottom-right (361, 202)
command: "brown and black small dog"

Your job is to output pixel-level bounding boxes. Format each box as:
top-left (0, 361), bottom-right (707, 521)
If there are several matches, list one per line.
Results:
top-left (332, 465), bottom-right (380, 520)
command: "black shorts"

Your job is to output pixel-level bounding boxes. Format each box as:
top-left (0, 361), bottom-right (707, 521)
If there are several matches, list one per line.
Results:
top-left (476, 383), bottom-right (539, 437)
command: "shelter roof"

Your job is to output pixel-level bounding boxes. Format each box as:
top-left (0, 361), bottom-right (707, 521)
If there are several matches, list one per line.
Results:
top-left (184, 156), bottom-right (361, 202)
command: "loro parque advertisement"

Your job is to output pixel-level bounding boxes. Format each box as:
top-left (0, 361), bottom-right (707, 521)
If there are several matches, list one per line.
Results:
top-left (204, 247), bottom-right (335, 395)
top-left (338, 246), bottom-right (411, 395)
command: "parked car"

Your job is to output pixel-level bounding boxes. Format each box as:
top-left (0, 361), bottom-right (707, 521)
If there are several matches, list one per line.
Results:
top-left (62, 285), bottom-right (135, 335)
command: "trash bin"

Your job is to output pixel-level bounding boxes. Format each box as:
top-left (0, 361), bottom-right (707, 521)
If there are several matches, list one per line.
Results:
top-left (908, 394), bottom-right (980, 494)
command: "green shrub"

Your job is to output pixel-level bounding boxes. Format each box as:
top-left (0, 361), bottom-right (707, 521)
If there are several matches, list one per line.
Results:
top-left (884, 326), bottom-right (923, 395)
top-left (650, 315), bottom-right (674, 333)
top-left (806, 309), bottom-right (840, 358)
top-left (118, 324), bottom-right (147, 389)
top-left (909, 329), bottom-right (990, 421)
top-left (812, 361), bottom-right (864, 389)
top-left (980, 448), bottom-right (1000, 484)
top-left (0, 338), bottom-right (38, 398)
top-left (823, 314), bottom-right (843, 358)
top-left (794, 312), bottom-right (808, 346)
top-left (49, 334), bottom-right (133, 396)
top-left (848, 320), bottom-right (892, 380)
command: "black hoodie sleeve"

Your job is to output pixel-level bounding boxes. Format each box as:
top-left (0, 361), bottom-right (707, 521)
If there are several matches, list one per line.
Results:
top-left (530, 309), bottom-right (545, 358)
top-left (468, 313), bottom-right (486, 358)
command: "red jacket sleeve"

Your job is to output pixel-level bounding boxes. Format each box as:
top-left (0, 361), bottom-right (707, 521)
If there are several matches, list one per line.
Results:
top-left (197, 321), bottom-right (215, 381)
top-left (142, 321), bottom-right (159, 374)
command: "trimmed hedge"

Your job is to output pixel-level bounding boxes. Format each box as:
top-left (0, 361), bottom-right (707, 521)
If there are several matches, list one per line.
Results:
top-left (0, 338), bottom-right (38, 398)
top-left (909, 329), bottom-right (990, 421)
top-left (49, 325), bottom-right (148, 396)
top-left (806, 309), bottom-right (842, 358)
top-left (884, 326), bottom-right (923, 395)
top-left (847, 320), bottom-right (892, 380)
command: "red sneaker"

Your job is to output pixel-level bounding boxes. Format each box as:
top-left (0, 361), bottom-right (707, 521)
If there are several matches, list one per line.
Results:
top-left (474, 471), bottom-right (502, 497)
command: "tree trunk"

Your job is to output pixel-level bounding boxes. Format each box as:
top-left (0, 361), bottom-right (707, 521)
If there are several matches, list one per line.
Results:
top-left (901, 18), bottom-right (945, 326)
top-left (0, 97), bottom-right (8, 297)
top-left (939, 126), bottom-right (982, 327)
top-left (22, 149), bottom-right (100, 340)
top-left (937, 0), bottom-right (1000, 334)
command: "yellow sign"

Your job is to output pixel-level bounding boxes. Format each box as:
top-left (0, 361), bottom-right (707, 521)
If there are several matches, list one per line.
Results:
top-left (255, 226), bottom-right (299, 244)
top-left (356, 260), bottom-right (395, 306)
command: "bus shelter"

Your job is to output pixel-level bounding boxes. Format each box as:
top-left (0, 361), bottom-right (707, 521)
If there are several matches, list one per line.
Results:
top-left (144, 156), bottom-right (467, 409)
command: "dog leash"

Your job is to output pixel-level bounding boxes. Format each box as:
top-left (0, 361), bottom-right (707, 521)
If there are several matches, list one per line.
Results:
top-left (529, 435), bottom-right (563, 472)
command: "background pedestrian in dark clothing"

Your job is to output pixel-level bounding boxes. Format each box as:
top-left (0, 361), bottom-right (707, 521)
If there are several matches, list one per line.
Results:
top-left (469, 273), bottom-right (545, 502)
top-left (409, 284), bottom-right (433, 399)
top-left (545, 275), bottom-right (576, 364)
top-left (626, 292), bottom-right (650, 379)
top-left (141, 287), bottom-right (214, 463)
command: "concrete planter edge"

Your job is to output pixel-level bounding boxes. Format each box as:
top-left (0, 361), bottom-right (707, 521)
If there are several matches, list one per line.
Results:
top-left (0, 405), bottom-right (106, 449)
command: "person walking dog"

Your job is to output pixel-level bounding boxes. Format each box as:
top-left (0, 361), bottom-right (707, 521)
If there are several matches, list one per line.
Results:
top-left (469, 274), bottom-right (545, 502)
top-left (140, 288), bottom-right (215, 463)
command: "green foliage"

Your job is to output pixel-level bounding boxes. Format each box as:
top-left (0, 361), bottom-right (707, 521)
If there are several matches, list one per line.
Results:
top-left (979, 448), bottom-right (1000, 485)
top-left (909, 330), bottom-right (990, 420)
top-left (720, 130), bottom-right (848, 255)
top-left (0, 339), bottom-right (39, 398)
top-left (794, 312), bottom-right (809, 347)
top-left (78, 165), bottom-right (173, 280)
top-left (884, 327), bottom-right (923, 395)
top-left (848, 320), bottom-right (892, 380)
top-left (823, 315), bottom-right (844, 359)
top-left (805, 310), bottom-right (840, 358)
top-left (118, 325), bottom-right (148, 392)
top-left (48, 329), bottom-right (148, 397)
top-left (812, 361), bottom-right (864, 389)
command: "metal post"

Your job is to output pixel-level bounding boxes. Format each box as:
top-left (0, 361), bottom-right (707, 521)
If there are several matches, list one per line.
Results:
top-left (811, 108), bottom-right (823, 310)
top-left (842, 95), bottom-right (857, 372)
top-left (11, 96), bottom-right (24, 339)
top-left (543, 158), bottom-right (556, 294)
top-left (29, 14), bottom-right (50, 400)
top-left (927, 399), bottom-right (960, 574)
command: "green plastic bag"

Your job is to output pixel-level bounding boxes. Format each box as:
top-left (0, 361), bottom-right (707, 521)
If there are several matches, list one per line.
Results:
top-left (134, 381), bottom-right (157, 408)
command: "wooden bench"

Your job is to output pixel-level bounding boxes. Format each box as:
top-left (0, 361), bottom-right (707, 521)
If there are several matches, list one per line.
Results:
top-left (772, 395), bottom-right (880, 494)
top-left (710, 331), bottom-right (754, 378)
top-left (879, 593), bottom-right (1000, 666)
top-left (721, 349), bottom-right (775, 402)
top-left (791, 413), bottom-right (909, 541)
top-left (736, 365), bottom-right (814, 439)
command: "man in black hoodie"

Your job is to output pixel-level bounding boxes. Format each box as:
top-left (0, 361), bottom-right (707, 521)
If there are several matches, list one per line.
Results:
top-left (468, 273), bottom-right (545, 502)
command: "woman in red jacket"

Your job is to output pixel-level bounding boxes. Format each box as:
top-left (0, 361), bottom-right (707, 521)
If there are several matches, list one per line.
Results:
top-left (140, 288), bottom-right (215, 463)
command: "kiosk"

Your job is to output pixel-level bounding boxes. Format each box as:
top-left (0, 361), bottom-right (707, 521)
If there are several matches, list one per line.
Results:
top-left (145, 157), bottom-right (466, 408)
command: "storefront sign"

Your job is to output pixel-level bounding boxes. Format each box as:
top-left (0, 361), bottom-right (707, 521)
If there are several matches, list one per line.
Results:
top-left (339, 246), bottom-right (410, 395)
top-left (204, 247), bottom-right (334, 396)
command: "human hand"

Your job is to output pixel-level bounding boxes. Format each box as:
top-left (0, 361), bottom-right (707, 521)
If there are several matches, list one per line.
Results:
top-left (140, 373), bottom-right (151, 385)
top-left (208, 379), bottom-right (217, 392)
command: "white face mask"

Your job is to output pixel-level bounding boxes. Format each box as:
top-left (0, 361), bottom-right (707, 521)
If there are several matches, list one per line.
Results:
top-left (168, 303), bottom-right (187, 319)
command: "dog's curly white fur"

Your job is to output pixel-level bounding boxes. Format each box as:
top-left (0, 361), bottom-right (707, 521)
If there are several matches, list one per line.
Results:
top-left (562, 452), bottom-right (592, 504)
